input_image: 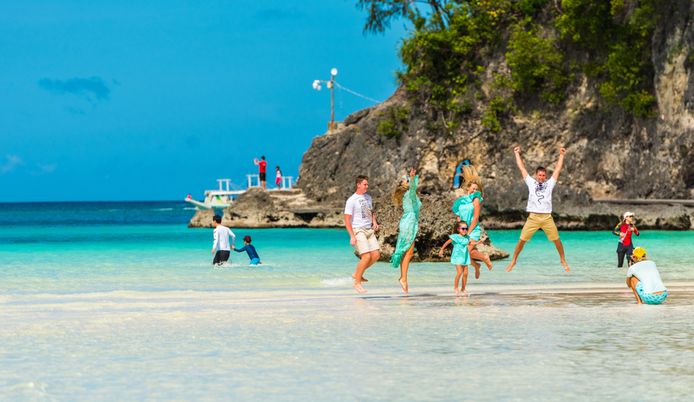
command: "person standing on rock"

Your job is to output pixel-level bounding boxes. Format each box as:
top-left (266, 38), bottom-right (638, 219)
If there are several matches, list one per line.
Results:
top-left (390, 167), bottom-right (421, 294)
top-left (275, 166), bottom-right (283, 189)
top-left (505, 146), bottom-right (570, 272)
top-left (253, 156), bottom-right (267, 190)
top-left (344, 175), bottom-right (380, 294)
top-left (452, 177), bottom-right (493, 279)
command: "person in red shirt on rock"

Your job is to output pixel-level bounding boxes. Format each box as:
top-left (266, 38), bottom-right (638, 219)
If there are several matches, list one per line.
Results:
top-left (253, 156), bottom-right (268, 190)
top-left (612, 211), bottom-right (640, 268)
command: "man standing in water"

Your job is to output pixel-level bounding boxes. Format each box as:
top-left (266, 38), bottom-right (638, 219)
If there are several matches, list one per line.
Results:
top-left (211, 215), bottom-right (236, 266)
top-left (506, 146), bottom-right (570, 272)
top-left (344, 175), bottom-right (380, 293)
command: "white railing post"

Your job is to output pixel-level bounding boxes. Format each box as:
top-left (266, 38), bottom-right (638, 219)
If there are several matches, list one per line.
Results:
top-left (282, 176), bottom-right (293, 189)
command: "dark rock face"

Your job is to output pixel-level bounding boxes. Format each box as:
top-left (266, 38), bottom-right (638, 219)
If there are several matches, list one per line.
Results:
top-left (376, 192), bottom-right (509, 263)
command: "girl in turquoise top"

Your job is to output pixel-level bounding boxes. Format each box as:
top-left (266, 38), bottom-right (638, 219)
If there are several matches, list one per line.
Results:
top-left (439, 221), bottom-right (479, 296)
top-left (390, 168), bottom-right (421, 294)
top-left (452, 181), bottom-right (493, 279)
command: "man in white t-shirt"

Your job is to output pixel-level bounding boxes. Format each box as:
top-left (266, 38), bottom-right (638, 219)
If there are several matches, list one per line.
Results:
top-left (506, 146), bottom-right (570, 272)
top-left (211, 214), bottom-right (236, 266)
top-left (626, 247), bottom-right (668, 304)
top-left (344, 175), bottom-right (380, 294)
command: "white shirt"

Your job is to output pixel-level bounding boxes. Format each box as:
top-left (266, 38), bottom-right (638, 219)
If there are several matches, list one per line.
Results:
top-left (627, 260), bottom-right (666, 293)
top-left (212, 225), bottom-right (236, 251)
top-left (525, 176), bottom-right (556, 213)
top-left (344, 193), bottom-right (373, 229)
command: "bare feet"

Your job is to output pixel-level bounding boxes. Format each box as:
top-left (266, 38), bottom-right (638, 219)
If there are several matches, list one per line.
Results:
top-left (399, 277), bottom-right (408, 294)
top-left (561, 260), bottom-right (570, 272)
top-left (461, 290), bottom-right (469, 297)
top-left (474, 266), bottom-right (481, 280)
top-left (455, 288), bottom-right (461, 296)
top-left (505, 261), bottom-right (516, 272)
top-left (352, 275), bottom-right (368, 283)
top-left (354, 283), bottom-right (367, 294)
top-left (484, 257), bottom-right (493, 270)
top-left (471, 260), bottom-right (481, 271)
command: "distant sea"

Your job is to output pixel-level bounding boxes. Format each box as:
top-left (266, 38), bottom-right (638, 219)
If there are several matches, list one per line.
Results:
top-left (1, 201), bottom-right (693, 401)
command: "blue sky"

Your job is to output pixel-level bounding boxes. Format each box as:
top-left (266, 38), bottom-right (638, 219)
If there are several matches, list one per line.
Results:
top-left (0, 0), bottom-right (406, 201)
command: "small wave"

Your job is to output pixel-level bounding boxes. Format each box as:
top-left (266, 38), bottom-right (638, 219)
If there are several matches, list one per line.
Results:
top-left (152, 208), bottom-right (174, 211)
top-left (183, 207), bottom-right (197, 210)
top-left (320, 277), bottom-right (353, 287)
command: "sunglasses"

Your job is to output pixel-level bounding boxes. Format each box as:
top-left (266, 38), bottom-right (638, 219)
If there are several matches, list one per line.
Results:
top-left (459, 227), bottom-right (469, 231)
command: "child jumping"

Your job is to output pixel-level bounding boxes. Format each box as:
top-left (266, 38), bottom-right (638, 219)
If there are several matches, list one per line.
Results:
top-left (234, 235), bottom-right (261, 266)
top-left (438, 220), bottom-right (477, 296)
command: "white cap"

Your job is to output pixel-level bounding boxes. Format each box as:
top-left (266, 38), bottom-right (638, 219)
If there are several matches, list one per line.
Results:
top-left (623, 211), bottom-right (635, 219)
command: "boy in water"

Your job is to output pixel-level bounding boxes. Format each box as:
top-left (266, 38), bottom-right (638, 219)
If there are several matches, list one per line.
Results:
top-left (626, 247), bottom-right (668, 304)
top-left (234, 235), bottom-right (262, 266)
top-left (211, 215), bottom-right (236, 266)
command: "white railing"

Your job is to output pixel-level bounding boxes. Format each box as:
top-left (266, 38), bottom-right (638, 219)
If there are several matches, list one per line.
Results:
top-left (246, 174), bottom-right (294, 189)
top-left (216, 178), bottom-right (231, 191)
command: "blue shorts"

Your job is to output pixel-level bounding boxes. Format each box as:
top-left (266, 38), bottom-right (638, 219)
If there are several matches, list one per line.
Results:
top-left (636, 282), bottom-right (668, 305)
top-left (250, 257), bottom-right (261, 266)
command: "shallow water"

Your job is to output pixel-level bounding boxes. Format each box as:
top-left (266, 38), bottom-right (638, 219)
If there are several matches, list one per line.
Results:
top-left (1, 202), bottom-right (693, 401)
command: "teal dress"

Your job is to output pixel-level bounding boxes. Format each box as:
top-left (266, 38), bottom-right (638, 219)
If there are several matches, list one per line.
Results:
top-left (452, 191), bottom-right (484, 241)
top-left (449, 234), bottom-right (471, 265)
top-left (391, 175), bottom-right (422, 268)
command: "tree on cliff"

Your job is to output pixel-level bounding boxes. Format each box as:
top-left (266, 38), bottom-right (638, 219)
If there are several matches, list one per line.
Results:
top-left (358, 0), bottom-right (660, 131)
top-left (357, 0), bottom-right (455, 33)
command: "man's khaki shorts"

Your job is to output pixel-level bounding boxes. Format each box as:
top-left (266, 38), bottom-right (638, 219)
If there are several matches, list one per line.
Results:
top-left (354, 228), bottom-right (380, 255)
top-left (520, 213), bottom-right (560, 242)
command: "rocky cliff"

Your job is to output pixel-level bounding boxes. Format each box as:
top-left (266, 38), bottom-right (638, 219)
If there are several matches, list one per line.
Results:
top-left (298, 1), bottom-right (693, 228)
top-left (293, 0), bottom-right (693, 261)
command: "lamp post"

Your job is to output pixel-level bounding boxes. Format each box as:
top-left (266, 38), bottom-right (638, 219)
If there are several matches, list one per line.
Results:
top-left (312, 67), bottom-right (339, 131)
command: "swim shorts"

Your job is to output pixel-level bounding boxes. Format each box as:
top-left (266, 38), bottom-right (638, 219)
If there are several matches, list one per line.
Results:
top-left (250, 257), bottom-right (261, 265)
top-left (259, 172), bottom-right (267, 181)
top-left (353, 228), bottom-right (380, 255)
top-left (636, 282), bottom-right (668, 305)
top-left (213, 250), bottom-right (230, 265)
top-left (520, 213), bottom-right (560, 242)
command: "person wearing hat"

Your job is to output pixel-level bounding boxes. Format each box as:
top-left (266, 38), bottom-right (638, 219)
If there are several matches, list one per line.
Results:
top-left (626, 247), bottom-right (668, 304)
top-left (612, 211), bottom-right (640, 268)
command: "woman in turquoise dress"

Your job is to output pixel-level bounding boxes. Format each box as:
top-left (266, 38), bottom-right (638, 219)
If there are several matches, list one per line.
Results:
top-left (390, 168), bottom-right (421, 294)
top-left (452, 181), bottom-right (493, 279)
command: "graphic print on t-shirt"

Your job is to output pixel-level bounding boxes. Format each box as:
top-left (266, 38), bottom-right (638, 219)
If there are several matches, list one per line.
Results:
top-left (534, 182), bottom-right (547, 207)
top-left (358, 197), bottom-right (371, 221)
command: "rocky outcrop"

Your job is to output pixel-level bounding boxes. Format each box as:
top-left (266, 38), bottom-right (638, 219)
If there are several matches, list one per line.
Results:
top-left (188, 189), bottom-right (343, 229)
top-left (377, 191), bottom-right (509, 262)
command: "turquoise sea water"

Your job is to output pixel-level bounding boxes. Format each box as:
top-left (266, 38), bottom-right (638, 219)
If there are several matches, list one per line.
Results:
top-left (1, 202), bottom-right (693, 401)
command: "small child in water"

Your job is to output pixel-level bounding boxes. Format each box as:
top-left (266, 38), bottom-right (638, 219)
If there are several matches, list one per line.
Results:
top-left (234, 235), bottom-right (261, 266)
top-left (438, 220), bottom-right (478, 296)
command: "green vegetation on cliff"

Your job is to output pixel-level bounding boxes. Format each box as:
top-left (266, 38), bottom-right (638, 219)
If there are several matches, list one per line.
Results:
top-left (358, 0), bottom-right (661, 131)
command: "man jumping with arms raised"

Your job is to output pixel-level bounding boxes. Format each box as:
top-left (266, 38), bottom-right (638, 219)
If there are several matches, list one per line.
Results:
top-left (506, 146), bottom-right (570, 272)
top-left (344, 175), bottom-right (380, 294)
